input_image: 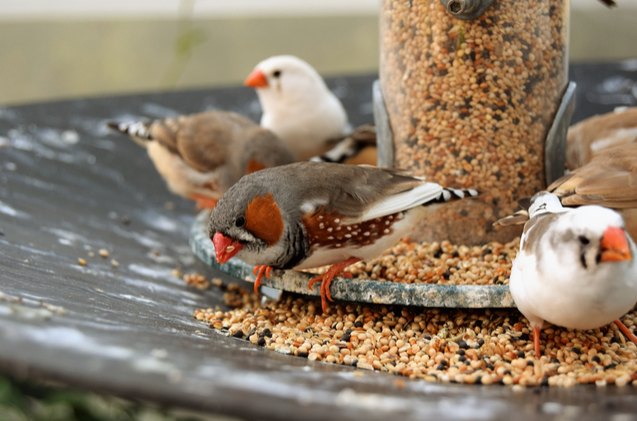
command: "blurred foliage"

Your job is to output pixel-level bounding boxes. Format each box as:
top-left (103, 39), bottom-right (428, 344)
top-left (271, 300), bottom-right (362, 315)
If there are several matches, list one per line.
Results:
top-left (0, 375), bottom-right (203, 421)
top-left (161, 0), bottom-right (208, 87)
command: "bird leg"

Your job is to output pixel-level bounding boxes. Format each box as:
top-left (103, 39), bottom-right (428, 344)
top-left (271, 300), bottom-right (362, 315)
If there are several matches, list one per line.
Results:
top-left (307, 257), bottom-right (360, 312)
top-left (533, 326), bottom-right (542, 357)
top-left (252, 265), bottom-right (272, 295)
top-left (191, 194), bottom-right (218, 209)
top-left (614, 319), bottom-right (637, 345)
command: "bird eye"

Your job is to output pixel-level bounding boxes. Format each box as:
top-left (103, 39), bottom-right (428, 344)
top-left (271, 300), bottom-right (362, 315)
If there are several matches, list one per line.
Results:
top-left (578, 235), bottom-right (590, 245)
top-left (235, 216), bottom-right (246, 228)
top-left (272, 70), bottom-right (282, 78)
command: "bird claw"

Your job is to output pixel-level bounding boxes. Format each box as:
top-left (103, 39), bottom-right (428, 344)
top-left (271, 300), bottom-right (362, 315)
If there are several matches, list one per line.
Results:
top-left (307, 257), bottom-right (360, 313)
top-left (614, 319), bottom-right (637, 346)
top-left (253, 265), bottom-right (272, 295)
top-left (533, 326), bottom-right (542, 358)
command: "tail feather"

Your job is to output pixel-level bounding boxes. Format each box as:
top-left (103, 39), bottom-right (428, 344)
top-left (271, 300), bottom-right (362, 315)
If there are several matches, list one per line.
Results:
top-left (311, 125), bottom-right (377, 164)
top-left (356, 184), bottom-right (478, 223)
top-left (106, 120), bottom-right (154, 144)
top-left (428, 188), bottom-right (479, 204)
top-left (493, 210), bottom-right (530, 228)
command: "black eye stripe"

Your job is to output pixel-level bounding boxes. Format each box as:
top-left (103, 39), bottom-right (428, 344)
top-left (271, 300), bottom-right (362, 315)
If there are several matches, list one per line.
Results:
top-left (578, 235), bottom-right (590, 245)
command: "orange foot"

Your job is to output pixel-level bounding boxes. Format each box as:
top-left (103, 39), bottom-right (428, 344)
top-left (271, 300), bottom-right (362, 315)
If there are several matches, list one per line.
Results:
top-left (191, 194), bottom-right (218, 210)
top-left (533, 326), bottom-right (542, 357)
top-left (307, 257), bottom-right (360, 313)
top-left (614, 319), bottom-right (637, 345)
top-left (253, 265), bottom-right (272, 295)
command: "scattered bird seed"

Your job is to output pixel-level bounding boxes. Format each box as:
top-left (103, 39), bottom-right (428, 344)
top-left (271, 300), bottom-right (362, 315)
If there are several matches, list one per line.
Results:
top-left (77, 258), bottom-right (87, 266)
top-left (195, 284), bottom-right (637, 388)
top-left (194, 237), bottom-right (637, 388)
top-left (183, 272), bottom-right (211, 290)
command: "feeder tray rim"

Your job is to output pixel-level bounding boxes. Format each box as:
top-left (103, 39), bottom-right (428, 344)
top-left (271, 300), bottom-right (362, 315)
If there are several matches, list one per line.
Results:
top-left (190, 211), bottom-right (515, 309)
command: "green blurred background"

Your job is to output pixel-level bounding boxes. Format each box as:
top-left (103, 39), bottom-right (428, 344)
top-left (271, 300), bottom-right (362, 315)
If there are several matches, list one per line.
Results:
top-left (1, 0), bottom-right (636, 106)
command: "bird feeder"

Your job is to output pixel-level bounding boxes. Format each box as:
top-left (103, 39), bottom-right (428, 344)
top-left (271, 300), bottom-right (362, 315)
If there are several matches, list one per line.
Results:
top-left (374, 0), bottom-right (575, 244)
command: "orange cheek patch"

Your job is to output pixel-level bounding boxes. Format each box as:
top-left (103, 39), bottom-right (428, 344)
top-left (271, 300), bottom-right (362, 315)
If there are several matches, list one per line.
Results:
top-left (246, 160), bottom-right (267, 174)
top-left (245, 193), bottom-right (284, 245)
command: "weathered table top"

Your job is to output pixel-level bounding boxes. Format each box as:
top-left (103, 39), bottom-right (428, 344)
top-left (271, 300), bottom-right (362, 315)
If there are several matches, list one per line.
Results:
top-left (1, 63), bottom-right (637, 421)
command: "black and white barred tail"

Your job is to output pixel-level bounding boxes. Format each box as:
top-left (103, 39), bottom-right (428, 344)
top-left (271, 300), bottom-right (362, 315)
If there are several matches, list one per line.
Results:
top-left (310, 125), bottom-right (376, 164)
top-left (429, 188), bottom-right (479, 205)
top-left (310, 137), bottom-right (361, 164)
top-left (106, 120), bottom-right (154, 144)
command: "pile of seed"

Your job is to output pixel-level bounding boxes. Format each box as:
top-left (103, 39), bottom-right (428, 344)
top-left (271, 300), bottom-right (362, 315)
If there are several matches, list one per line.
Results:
top-left (379, 0), bottom-right (567, 243)
top-left (195, 284), bottom-right (637, 388)
top-left (309, 238), bottom-right (518, 285)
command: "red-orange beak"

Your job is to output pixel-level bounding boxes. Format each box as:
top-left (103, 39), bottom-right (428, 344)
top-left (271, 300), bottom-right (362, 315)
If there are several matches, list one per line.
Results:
top-left (243, 69), bottom-right (268, 88)
top-left (212, 232), bottom-right (243, 264)
top-left (600, 226), bottom-right (632, 263)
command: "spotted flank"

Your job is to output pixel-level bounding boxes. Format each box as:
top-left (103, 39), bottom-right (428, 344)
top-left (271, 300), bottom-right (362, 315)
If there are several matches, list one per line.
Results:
top-left (107, 120), bottom-right (153, 141)
top-left (303, 210), bottom-right (405, 250)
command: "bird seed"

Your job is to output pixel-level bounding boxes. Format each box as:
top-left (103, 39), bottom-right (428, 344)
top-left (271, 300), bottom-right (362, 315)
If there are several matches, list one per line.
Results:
top-left (379, 0), bottom-right (568, 243)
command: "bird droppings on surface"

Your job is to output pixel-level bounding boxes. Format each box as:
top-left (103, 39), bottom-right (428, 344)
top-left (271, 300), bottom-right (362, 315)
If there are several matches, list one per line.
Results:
top-left (194, 242), bottom-right (637, 388)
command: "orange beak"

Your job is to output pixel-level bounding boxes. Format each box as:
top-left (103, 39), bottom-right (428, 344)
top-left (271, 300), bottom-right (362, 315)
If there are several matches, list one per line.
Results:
top-left (212, 232), bottom-right (243, 264)
top-left (243, 69), bottom-right (268, 88)
top-left (600, 226), bottom-right (632, 263)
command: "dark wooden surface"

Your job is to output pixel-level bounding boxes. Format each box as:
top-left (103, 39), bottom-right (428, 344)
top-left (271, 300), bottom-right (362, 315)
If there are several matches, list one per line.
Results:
top-left (1, 65), bottom-right (636, 421)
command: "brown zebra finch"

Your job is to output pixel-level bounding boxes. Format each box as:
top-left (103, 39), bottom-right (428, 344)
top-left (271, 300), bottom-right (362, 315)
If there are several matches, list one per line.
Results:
top-left (109, 109), bottom-right (378, 209)
top-left (549, 142), bottom-right (637, 239)
top-left (509, 192), bottom-right (637, 357)
top-left (108, 110), bottom-right (294, 209)
top-left (495, 142), bottom-right (637, 240)
top-left (566, 107), bottom-right (637, 169)
top-left (207, 162), bottom-right (477, 312)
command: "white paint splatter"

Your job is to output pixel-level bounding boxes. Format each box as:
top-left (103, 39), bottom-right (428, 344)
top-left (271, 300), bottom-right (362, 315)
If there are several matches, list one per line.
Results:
top-left (20, 326), bottom-right (133, 360)
top-left (111, 225), bottom-right (164, 249)
top-left (118, 294), bottom-right (154, 305)
top-left (620, 58), bottom-right (637, 72)
top-left (61, 130), bottom-right (80, 144)
top-left (45, 227), bottom-right (91, 246)
top-left (0, 200), bottom-right (29, 219)
top-left (141, 103), bottom-right (178, 118)
top-left (141, 211), bottom-right (179, 232)
top-left (127, 263), bottom-right (176, 280)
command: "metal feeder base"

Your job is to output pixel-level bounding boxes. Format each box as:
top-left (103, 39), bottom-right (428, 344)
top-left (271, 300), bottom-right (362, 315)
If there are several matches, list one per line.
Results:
top-left (191, 212), bottom-right (514, 308)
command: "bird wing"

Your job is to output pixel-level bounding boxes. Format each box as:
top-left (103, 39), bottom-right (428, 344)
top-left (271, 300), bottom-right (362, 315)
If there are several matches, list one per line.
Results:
top-left (151, 111), bottom-right (258, 173)
top-left (549, 144), bottom-right (637, 209)
top-left (566, 107), bottom-right (637, 169)
top-left (493, 210), bottom-right (530, 227)
top-left (354, 182), bottom-right (443, 222)
top-left (314, 164), bottom-right (442, 222)
top-left (520, 212), bottom-right (562, 255)
top-left (268, 163), bottom-right (423, 221)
